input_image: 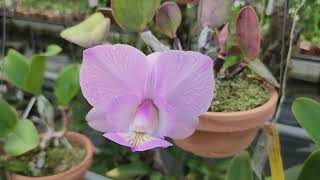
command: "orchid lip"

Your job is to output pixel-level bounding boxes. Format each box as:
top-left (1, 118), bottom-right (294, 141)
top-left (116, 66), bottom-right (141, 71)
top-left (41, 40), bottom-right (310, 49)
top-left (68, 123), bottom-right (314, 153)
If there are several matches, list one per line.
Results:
top-left (125, 132), bottom-right (147, 148)
top-left (130, 99), bottom-right (159, 134)
top-left (104, 132), bottom-right (172, 152)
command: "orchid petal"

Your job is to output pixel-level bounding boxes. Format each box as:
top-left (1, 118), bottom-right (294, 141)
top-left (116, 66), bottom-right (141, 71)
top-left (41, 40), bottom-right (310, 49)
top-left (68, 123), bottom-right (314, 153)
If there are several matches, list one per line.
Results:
top-left (105, 95), bottom-right (141, 132)
top-left (80, 44), bottom-right (148, 107)
top-left (104, 132), bottom-right (172, 151)
top-left (147, 50), bottom-right (214, 117)
top-left (133, 135), bottom-right (172, 152)
top-left (86, 95), bottom-right (140, 133)
top-left (86, 107), bottom-right (108, 132)
top-left (103, 132), bottom-right (132, 147)
top-left (154, 96), bottom-right (199, 139)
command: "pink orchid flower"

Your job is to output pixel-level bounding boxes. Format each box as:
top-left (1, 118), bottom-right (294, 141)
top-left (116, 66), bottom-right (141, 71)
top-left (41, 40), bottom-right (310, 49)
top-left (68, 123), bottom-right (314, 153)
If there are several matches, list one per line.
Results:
top-left (80, 44), bottom-right (214, 151)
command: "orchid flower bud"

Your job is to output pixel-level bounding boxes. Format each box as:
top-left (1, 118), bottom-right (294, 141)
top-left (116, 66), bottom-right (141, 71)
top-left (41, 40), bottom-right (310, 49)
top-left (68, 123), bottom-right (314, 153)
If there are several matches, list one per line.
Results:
top-left (198, 0), bottom-right (233, 29)
top-left (112, 0), bottom-right (161, 32)
top-left (236, 6), bottom-right (261, 61)
top-left (155, 2), bottom-right (182, 38)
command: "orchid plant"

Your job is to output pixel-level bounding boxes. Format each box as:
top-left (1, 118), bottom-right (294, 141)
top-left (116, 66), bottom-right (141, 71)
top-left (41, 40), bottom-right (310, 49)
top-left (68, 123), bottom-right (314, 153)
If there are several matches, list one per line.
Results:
top-left (0, 45), bottom-right (82, 175)
top-left (58, 0), bottom-right (281, 153)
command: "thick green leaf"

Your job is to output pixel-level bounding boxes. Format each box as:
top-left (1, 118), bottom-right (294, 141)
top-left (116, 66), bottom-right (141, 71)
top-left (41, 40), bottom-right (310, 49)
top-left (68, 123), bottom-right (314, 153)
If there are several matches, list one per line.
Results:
top-left (226, 151), bottom-right (253, 180)
top-left (54, 64), bottom-right (80, 105)
top-left (292, 97), bottom-right (320, 145)
top-left (23, 44), bottom-right (62, 94)
top-left (106, 162), bottom-right (151, 178)
top-left (2, 45), bottom-right (61, 95)
top-left (222, 56), bottom-right (241, 70)
top-left (2, 49), bottom-right (29, 89)
top-left (247, 59), bottom-right (280, 87)
top-left (23, 56), bottom-right (46, 95)
top-left (0, 99), bottom-right (18, 137)
top-left (4, 120), bottom-right (39, 156)
top-left (199, 0), bottom-right (233, 28)
top-left (297, 149), bottom-right (320, 180)
top-left (41, 44), bottom-right (62, 56)
top-left (112, 0), bottom-right (161, 32)
top-left (60, 13), bottom-right (110, 47)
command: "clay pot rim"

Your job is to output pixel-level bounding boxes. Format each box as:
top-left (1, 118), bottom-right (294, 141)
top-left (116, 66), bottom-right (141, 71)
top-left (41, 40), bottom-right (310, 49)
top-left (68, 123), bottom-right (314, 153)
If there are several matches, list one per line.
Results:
top-left (202, 83), bottom-right (278, 118)
top-left (7, 131), bottom-right (93, 179)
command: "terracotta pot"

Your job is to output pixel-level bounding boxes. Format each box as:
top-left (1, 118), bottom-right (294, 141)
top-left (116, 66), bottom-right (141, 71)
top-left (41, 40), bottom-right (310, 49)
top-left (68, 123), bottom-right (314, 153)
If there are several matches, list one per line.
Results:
top-left (174, 85), bottom-right (278, 158)
top-left (6, 132), bottom-right (93, 180)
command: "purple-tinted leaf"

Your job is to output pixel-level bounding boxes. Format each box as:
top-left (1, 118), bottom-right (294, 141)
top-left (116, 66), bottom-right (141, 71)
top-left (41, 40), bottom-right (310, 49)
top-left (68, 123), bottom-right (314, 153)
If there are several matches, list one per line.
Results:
top-left (198, 0), bottom-right (233, 28)
top-left (155, 2), bottom-right (182, 38)
top-left (236, 6), bottom-right (261, 60)
top-left (176, 0), bottom-right (199, 4)
top-left (218, 23), bottom-right (229, 52)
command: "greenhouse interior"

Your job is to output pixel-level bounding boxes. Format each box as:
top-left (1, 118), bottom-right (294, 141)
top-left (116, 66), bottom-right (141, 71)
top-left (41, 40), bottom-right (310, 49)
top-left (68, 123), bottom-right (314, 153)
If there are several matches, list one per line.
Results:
top-left (0, 0), bottom-right (319, 179)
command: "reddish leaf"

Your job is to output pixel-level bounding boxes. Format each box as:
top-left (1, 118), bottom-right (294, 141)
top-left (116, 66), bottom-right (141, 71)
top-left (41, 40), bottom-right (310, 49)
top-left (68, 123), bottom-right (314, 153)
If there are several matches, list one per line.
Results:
top-left (218, 23), bottom-right (229, 52)
top-left (177, 0), bottom-right (199, 4)
top-left (155, 2), bottom-right (182, 38)
top-left (198, 0), bottom-right (233, 28)
top-left (236, 6), bottom-right (261, 60)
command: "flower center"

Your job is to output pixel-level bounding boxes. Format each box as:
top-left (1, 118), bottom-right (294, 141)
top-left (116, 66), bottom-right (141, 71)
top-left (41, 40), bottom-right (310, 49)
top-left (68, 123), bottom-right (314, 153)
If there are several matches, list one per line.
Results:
top-left (129, 99), bottom-right (159, 134)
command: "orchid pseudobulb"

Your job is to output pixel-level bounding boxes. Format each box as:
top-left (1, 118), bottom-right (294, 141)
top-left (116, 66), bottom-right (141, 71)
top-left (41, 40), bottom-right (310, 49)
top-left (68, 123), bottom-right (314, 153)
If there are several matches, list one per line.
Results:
top-left (80, 44), bottom-right (214, 151)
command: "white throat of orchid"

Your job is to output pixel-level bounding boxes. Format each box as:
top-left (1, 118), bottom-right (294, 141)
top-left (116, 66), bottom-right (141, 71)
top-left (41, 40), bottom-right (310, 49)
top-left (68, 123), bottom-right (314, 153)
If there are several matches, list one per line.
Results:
top-left (127, 100), bottom-right (159, 147)
top-left (130, 99), bottom-right (158, 134)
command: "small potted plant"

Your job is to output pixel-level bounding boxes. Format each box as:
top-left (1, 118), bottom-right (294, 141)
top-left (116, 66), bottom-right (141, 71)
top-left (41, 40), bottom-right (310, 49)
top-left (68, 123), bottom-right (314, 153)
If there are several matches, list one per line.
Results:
top-left (174, 1), bottom-right (279, 158)
top-left (0, 45), bottom-right (93, 180)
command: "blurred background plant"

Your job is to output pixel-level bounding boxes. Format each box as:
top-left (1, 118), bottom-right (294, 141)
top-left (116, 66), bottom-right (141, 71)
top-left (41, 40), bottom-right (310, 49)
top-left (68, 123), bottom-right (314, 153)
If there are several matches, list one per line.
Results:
top-left (297, 4), bottom-right (320, 47)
